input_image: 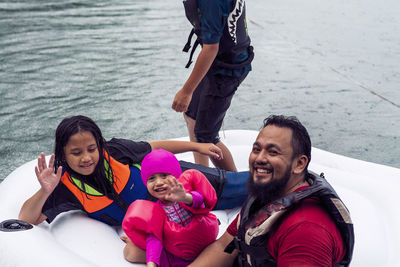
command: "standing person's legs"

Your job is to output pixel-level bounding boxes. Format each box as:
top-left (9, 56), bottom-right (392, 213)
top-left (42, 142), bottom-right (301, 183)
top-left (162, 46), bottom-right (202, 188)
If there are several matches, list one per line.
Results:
top-left (184, 73), bottom-right (214, 167)
top-left (185, 71), bottom-right (248, 171)
top-left (184, 113), bottom-right (209, 167)
top-left (184, 114), bottom-right (237, 170)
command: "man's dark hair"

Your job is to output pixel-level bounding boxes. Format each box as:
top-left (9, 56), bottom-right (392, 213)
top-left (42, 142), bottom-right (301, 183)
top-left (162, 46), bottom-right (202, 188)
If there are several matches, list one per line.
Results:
top-left (263, 115), bottom-right (311, 170)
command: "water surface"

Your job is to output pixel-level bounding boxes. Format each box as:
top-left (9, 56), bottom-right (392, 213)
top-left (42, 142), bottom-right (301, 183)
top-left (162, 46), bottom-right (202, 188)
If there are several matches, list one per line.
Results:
top-left (1, 0), bottom-right (399, 182)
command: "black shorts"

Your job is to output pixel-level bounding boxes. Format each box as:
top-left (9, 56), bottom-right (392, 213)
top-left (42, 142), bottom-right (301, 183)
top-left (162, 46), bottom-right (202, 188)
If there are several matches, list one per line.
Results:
top-left (185, 71), bottom-right (248, 144)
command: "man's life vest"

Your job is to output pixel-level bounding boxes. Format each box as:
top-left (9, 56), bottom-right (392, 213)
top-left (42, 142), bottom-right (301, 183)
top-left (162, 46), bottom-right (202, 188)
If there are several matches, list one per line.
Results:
top-left (60, 152), bottom-right (148, 226)
top-left (182, 0), bottom-right (253, 69)
top-left (226, 172), bottom-right (354, 267)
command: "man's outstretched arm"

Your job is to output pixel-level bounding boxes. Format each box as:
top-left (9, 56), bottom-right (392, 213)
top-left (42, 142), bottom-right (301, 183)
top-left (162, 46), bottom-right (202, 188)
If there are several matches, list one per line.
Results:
top-left (189, 231), bottom-right (238, 267)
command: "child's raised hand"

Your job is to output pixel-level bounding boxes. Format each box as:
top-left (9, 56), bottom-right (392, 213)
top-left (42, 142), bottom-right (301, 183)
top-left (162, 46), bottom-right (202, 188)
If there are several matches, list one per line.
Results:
top-left (165, 177), bottom-right (192, 204)
top-left (196, 143), bottom-right (223, 160)
top-left (35, 153), bottom-right (62, 194)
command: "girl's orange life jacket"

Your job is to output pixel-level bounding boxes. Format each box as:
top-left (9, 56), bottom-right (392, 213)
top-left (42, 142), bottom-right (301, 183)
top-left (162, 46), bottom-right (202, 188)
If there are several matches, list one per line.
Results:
top-left (60, 151), bottom-right (147, 225)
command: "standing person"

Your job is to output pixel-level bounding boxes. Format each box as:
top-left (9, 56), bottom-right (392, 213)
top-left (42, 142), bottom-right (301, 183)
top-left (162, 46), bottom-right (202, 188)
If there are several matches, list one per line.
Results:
top-left (189, 115), bottom-right (354, 267)
top-left (18, 115), bottom-right (248, 227)
top-left (172, 0), bottom-right (254, 171)
top-left (121, 149), bottom-right (219, 266)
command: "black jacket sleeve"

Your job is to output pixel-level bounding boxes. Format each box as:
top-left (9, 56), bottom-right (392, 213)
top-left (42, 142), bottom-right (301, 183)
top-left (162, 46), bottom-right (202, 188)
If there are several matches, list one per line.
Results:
top-left (106, 138), bottom-right (152, 165)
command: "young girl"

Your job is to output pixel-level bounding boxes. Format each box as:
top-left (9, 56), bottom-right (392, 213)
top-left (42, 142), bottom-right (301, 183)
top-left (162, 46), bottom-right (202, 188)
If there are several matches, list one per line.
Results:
top-left (18, 115), bottom-right (229, 226)
top-left (122, 149), bottom-right (219, 267)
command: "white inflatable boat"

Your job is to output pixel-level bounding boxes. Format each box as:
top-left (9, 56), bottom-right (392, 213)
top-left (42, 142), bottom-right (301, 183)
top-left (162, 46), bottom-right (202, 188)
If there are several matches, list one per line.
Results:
top-left (0, 130), bottom-right (399, 267)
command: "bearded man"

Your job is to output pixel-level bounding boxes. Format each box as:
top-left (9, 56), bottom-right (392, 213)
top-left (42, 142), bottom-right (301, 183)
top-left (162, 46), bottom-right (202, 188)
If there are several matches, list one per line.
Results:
top-left (190, 115), bottom-right (354, 267)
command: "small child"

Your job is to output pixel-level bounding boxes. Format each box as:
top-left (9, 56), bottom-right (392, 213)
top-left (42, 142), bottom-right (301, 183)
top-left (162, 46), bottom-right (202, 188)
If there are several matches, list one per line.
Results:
top-left (122, 149), bottom-right (219, 267)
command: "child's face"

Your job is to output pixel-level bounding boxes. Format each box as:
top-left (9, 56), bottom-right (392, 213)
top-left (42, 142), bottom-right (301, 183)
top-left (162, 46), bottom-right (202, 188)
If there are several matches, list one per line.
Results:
top-left (147, 173), bottom-right (175, 202)
top-left (64, 131), bottom-right (99, 176)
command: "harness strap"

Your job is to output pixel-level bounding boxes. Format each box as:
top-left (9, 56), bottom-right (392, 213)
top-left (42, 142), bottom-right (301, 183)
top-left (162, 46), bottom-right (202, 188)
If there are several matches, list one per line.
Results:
top-left (183, 28), bottom-right (196, 52)
top-left (185, 37), bottom-right (201, 68)
top-left (113, 193), bottom-right (130, 212)
top-left (100, 214), bottom-right (120, 226)
top-left (224, 238), bottom-right (238, 254)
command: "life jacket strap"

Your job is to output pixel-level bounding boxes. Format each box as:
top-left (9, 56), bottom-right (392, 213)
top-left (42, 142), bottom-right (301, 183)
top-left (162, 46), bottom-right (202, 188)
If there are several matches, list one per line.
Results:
top-left (183, 28), bottom-right (195, 52)
top-left (224, 238), bottom-right (237, 254)
top-left (113, 193), bottom-right (130, 212)
top-left (100, 214), bottom-right (120, 226)
top-left (185, 38), bottom-right (200, 68)
top-left (183, 28), bottom-right (201, 68)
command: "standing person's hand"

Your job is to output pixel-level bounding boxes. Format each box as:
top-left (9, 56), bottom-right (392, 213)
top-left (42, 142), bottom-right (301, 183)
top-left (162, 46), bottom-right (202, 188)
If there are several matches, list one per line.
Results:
top-left (172, 89), bottom-right (192, 112)
top-left (172, 43), bottom-right (219, 114)
top-left (35, 153), bottom-right (62, 194)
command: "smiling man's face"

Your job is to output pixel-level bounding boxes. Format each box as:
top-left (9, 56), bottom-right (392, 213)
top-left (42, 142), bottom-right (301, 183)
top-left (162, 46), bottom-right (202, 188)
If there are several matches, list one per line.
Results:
top-left (248, 125), bottom-right (295, 188)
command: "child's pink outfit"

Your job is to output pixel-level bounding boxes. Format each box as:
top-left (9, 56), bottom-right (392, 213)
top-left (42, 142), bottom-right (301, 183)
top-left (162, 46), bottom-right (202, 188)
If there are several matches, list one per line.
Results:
top-left (122, 149), bottom-right (219, 267)
top-left (145, 190), bottom-right (205, 266)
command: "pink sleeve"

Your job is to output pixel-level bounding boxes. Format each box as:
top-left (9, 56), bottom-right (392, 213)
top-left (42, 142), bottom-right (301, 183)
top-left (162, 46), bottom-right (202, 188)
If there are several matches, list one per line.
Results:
top-left (146, 234), bottom-right (163, 265)
top-left (122, 200), bottom-right (166, 250)
top-left (178, 169), bottom-right (217, 213)
top-left (190, 191), bottom-right (205, 208)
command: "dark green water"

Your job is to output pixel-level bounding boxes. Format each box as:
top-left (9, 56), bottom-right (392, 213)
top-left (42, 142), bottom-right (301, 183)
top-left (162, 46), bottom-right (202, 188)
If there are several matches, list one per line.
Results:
top-left (1, 0), bottom-right (399, 182)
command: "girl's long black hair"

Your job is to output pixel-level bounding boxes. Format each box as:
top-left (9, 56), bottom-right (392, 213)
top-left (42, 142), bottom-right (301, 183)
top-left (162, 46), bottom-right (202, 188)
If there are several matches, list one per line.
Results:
top-left (54, 115), bottom-right (116, 198)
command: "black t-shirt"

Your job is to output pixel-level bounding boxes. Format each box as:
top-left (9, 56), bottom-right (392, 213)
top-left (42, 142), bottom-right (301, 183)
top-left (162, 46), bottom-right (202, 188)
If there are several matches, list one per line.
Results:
top-left (42, 138), bottom-right (152, 223)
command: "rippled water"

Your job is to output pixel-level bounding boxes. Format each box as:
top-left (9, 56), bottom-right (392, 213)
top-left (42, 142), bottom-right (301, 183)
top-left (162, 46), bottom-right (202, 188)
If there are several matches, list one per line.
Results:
top-left (1, 0), bottom-right (399, 182)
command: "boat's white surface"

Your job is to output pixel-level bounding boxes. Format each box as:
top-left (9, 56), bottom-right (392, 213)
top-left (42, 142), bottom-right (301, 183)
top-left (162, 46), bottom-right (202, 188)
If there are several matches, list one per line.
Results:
top-left (0, 130), bottom-right (399, 267)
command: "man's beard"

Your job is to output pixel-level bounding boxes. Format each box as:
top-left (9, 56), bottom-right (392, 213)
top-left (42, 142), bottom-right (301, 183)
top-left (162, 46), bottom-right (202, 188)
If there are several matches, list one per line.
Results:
top-left (247, 166), bottom-right (291, 205)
